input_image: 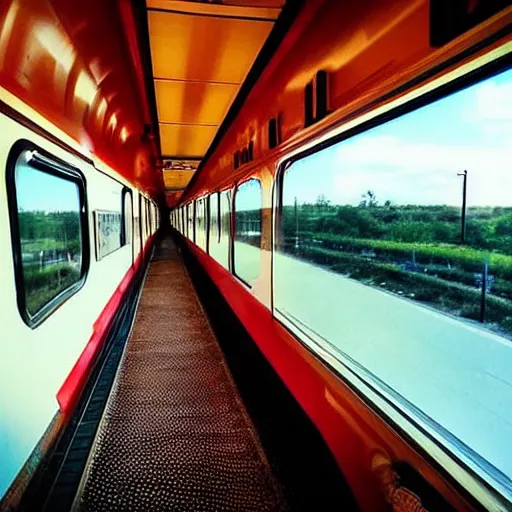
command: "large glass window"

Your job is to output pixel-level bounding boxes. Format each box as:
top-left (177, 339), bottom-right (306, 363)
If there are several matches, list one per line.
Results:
top-left (234, 179), bottom-right (262, 285)
top-left (146, 199), bottom-right (151, 236)
top-left (187, 203), bottom-right (194, 241)
top-left (209, 190), bottom-right (231, 270)
top-left (122, 189), bottom-right (132, 246)
top-left (196, 198), bottom-right (207, 251)
top-left (9, 149), bottom-right (87, 325)
top-left (208, 193), bottom-right (219, 253)
top-left (275, 67), bottom-right (512, 494)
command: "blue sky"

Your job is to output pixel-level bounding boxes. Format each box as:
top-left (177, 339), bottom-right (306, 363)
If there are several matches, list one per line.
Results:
top-left (236, 178), bottom-right (262, 211)
top-left (283, 67), bottom-right (512, 208)
top-left (16, 163), bottom-right (80, 213)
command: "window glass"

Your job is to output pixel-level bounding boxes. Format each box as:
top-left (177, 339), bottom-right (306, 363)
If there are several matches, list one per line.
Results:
top-left (196, 198), bottom-right (207, 250)
top-left (14, 155), bottom-right (84, 320)
top-left (209, 193), bottom-right (219, 253)
top-left (122, 190), bottom-right (132, 246)
top-left (209, 191), bottom-right (231, 269)
top-left (275, 68), bottom-right (512, 490)
top-left (234, 179), bottom-right (262, 284)
top-left (139, 196), bottom-right (146, 242)
top-left (146, 199), bottom-right (151, 236)
top-left (187, 203), bottom-right (194, 240)
top-left (134, 215), bottom-right (140, 248)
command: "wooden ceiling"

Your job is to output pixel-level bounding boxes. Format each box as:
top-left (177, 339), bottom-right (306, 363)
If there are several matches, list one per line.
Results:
top-left (145, 0), bottom-right (284, 195)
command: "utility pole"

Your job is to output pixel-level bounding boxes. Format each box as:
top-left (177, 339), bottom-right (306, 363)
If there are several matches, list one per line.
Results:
top-left (294, 196), bottom-right (299, 249)
top-left (457, 170), bottom-right (467, 244)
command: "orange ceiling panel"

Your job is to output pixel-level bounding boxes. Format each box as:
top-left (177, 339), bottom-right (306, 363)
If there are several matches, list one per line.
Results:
top-left (147, 0), bottom-right (281, 19)
top-left (148, 11), bottom-right (273, 83)
top-left (163, 169), bottom-right (195, 189)
top-left (146, 0), bottom-right (282, 186)
top-left (155, 79), bottom-right (238, 125)
top-left (160, 123), bottom-right (218, 157)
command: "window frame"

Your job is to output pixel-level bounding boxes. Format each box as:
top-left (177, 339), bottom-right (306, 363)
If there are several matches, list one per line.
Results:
top-left (6, 139), bottom-right (90, 329)
top-left (272, 54), bottom-right (512, 510)
top-left (233, 177), bottom-right (262, 288)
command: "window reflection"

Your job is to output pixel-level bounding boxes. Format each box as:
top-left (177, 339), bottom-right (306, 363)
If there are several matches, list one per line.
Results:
top-left (234, 179), bottom-right (262, 284)
top-left (15, 160), bottom-right (82, 317)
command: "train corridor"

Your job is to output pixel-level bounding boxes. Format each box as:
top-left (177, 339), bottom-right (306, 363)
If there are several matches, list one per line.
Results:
top-left (22, 233), bottom-right (354, 512)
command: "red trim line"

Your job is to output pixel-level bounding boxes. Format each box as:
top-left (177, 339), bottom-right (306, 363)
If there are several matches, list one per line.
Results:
top-left (56, 233), bottom-right (157, 413)
top-left (57, 232), bottom-right (158, 413)
top-left (56, 261), bottom-right (136, 413)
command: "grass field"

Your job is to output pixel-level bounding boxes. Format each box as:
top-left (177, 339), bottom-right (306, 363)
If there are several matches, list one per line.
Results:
top-left (23, 264), bottom-right (80, 315)
top-left (283, 236), bottom-right (512, 337)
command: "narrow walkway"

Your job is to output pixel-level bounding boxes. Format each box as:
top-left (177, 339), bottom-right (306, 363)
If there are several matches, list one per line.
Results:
top-left (73, 236), bottom-right (286, 511)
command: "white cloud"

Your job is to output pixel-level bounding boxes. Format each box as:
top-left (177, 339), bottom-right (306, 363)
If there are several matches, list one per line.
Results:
top-left (328, 134), bottom-right (512, 207)
top-left (475, 79), bottom-right (512, 121)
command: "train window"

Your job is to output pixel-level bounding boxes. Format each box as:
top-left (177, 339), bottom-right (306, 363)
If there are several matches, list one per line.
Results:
top-left (275, 66), bottom-right (512, 495)
top-left (139, 195), bottom-right (145, 242)
top-left (196, 197), bottom-right (207, 251)
top-left (209, 193), bottom-right (219, 242)
top-left (121, 188), bottom-right (132, 246)
top-left (209, 190), bottom-right (231, 270)
top-left (187, 203), bottom-right (194, 241)
top-left (146, 199), bottom-right (151, 236)
top-left (209, 193), bottom-right (224, 263)
top-left (234, 179), bottom-right (262, 286)
top-left (134, 213), bottom-right (140, 248)
top-left (7, 146), bottom-right (88, 327)
top-left (183, 206), bottom-right (187, 237)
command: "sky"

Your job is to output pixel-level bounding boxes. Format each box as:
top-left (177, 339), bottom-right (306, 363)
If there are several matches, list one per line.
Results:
top-left (16, 162), bottom-right (80, 213)
top-left (236, 178), bottom-right (262, 211)
top-left (283, 66), bottom-right (512, 208)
